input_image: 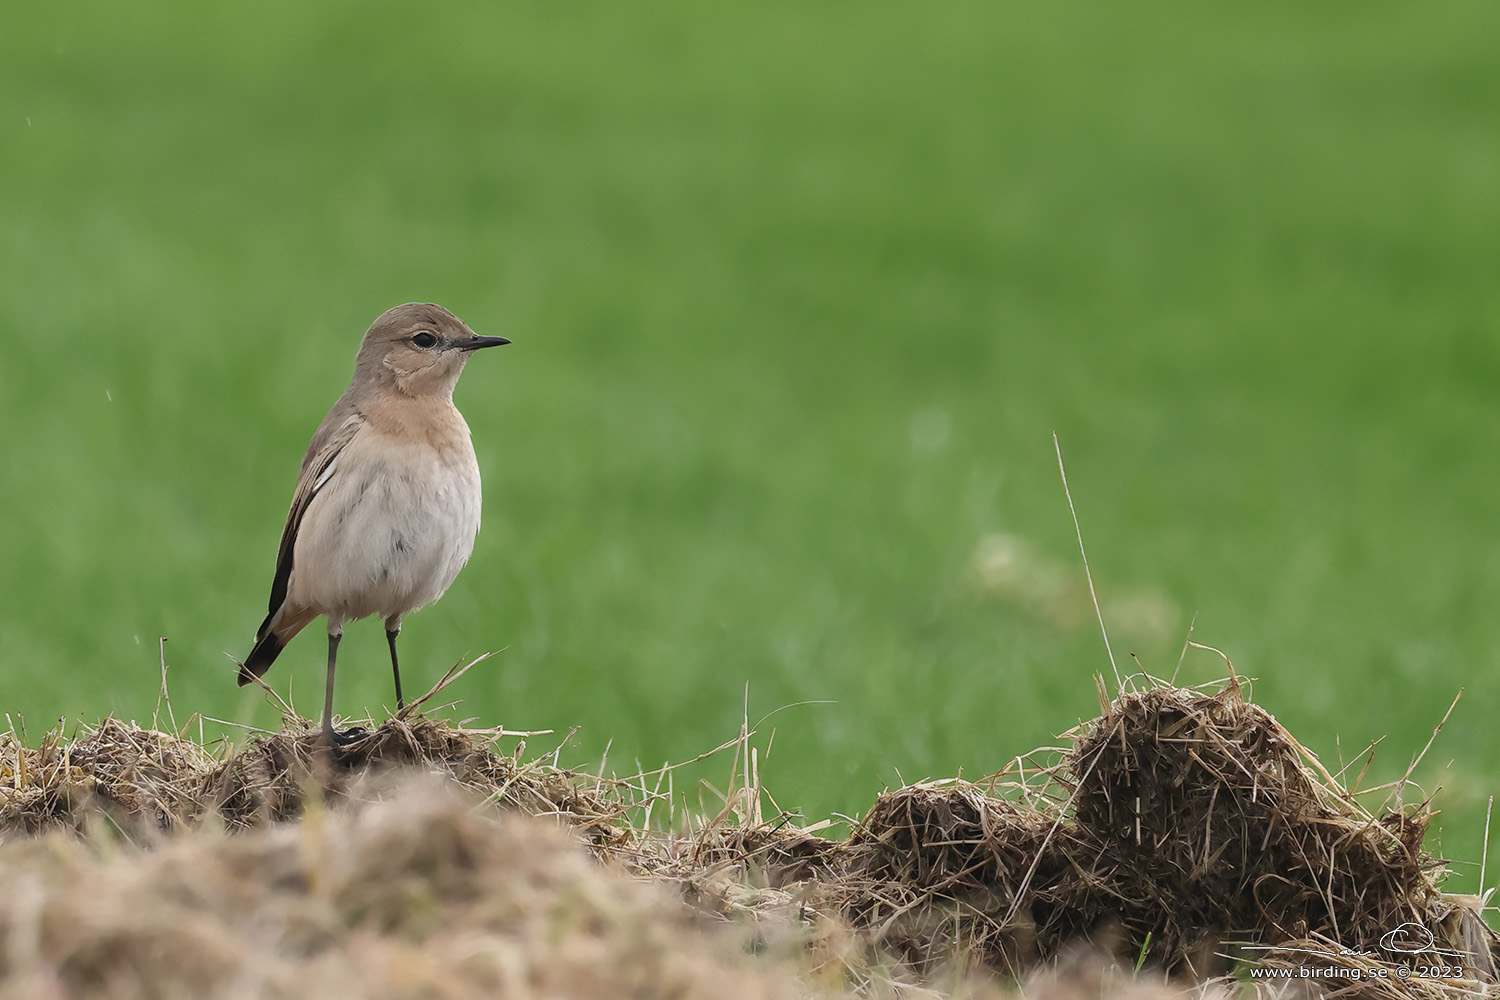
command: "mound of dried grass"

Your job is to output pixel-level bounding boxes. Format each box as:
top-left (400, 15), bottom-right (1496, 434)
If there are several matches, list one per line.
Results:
top-left (1069, 684), bottom-right (1449, 970)
top-left (0, 720), bottom-right (216, 839)
top-left (804, 680), bottom-right (1498, 999)
top-left (1, 675), bottom-right (1495, 1000)
top-left (0, 709), bottom-right (626, 851)
top-left (835, 780), bottom-right (1063, 975)
top-left (0, 776), bottom-right (812, 1000)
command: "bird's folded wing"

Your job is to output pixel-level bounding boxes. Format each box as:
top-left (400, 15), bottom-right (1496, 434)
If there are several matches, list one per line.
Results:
top-left (265, 412), bottom-right (365, 616)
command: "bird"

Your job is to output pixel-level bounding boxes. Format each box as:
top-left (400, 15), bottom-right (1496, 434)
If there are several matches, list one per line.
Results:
top-left (238, 302), bottom-right (508, 747)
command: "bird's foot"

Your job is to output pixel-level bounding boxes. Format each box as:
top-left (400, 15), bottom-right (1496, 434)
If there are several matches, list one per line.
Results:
top-left (320, 725), bottom-right (368, 750)
top-left (334, 725), bottom-right (368, 746)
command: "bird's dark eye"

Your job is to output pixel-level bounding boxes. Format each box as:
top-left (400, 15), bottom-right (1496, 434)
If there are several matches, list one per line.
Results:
top-left (411, 331), bottom-right (438, 349)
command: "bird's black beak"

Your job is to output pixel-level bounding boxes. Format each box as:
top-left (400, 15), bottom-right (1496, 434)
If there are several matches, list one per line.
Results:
top-left (460, 335), bottom-right (511, 351)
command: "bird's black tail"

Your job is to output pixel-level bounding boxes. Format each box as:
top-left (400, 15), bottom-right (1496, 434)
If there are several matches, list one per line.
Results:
top-left (238, 613), bottom-right (285, 686)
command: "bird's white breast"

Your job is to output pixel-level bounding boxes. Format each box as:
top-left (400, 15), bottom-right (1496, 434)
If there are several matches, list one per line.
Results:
top-left (288, 413), bottom-right (482, 624)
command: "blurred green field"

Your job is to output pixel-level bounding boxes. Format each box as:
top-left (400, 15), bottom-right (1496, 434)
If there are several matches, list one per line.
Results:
top-left (4, 2), bottom-right (1500, 891)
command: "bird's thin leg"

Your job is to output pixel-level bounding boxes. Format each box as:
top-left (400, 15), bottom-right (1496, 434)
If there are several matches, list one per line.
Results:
top-left (323, 629), bottom-right (342, 747)
top-left (386, 624), bottom-right (405, 711)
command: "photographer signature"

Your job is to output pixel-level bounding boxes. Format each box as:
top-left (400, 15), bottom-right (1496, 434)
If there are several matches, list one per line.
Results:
top-left (1241, 922), bottom-right (1467, 962)
top-left (1338, 923), bottom-right (1466, 961)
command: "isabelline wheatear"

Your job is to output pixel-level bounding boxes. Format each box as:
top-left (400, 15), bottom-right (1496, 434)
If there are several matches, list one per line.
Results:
top-left (238, 303), bottom-right (507, 746)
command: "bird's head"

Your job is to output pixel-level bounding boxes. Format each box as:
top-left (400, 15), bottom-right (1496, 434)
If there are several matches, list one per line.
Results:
top-left (353, 303), bottom-right (508, 398)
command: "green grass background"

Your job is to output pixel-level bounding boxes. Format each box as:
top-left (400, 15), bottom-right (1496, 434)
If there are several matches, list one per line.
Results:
top-left (4, 2), bottom-right (1500, 891)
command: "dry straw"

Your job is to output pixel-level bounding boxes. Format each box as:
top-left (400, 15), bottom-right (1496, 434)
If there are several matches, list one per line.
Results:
top-left (0, 663), bottom-right (1495, 999)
